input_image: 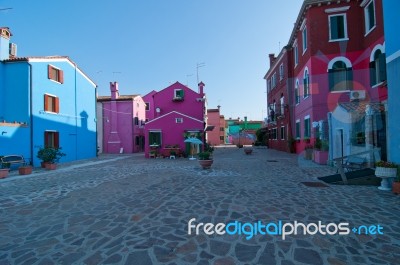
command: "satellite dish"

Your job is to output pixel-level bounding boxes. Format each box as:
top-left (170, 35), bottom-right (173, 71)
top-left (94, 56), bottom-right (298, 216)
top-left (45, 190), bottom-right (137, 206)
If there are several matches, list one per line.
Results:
top-left (156, 107), bottom-right (161, 113)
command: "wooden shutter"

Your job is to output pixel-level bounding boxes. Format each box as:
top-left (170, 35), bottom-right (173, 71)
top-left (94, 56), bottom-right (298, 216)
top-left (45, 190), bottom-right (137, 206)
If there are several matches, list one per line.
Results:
top-left (346, 67), bottom-right (353, 90)
top-left (55, 97), bottom-right (60, 113)
top-left (44, 131), bottom-right (49, 147)
top-left (44, 94), bottom-right (49, 111)
top-left (59, 69), bottom-right (64, 84)
top-left (48, 65), bottom-right (52, 80)
top-left (369, 61), bottom-right (376, 86)
top-left (379, 53), bottom-right (387, 82)
top-left (54, 132), bottom-right (60, 148)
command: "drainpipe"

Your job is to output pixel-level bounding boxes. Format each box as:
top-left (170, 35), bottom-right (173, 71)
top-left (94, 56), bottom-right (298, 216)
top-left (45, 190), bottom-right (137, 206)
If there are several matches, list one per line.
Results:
top-left (74, 62), bottom-right (78, 161)
top-left (27, 62), bottom-right (33, 165)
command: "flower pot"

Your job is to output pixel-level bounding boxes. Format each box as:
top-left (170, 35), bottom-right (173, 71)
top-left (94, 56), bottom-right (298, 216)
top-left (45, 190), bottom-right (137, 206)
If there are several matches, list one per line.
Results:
top-left (375, 167), bottom-right (397, 178)
top-left (41, 162), bottom-right (46, 168)
top-left (0, 168), bottom-right (9, 179)
top-left (244, 148), bottom-right (253, 155)
top-left (313, 150), bottom-right (328, 165)
top-left (198, 160), bottom-right (213, 169)
top-left (392, 182), bottom-right (400, 195)
top-left (45, 163), bottom-right (57, 170)
top-left (19, 166), bottom-right (33, 175)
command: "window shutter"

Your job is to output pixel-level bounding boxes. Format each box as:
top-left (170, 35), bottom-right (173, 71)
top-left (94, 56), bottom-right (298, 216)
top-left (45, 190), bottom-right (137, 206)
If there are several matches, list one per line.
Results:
top-left (346, 67), bottom-right (353, 90)
top-left (59, 70), bottom-right (64, 84)
top-left (44, 94), bottom-right (49, 111)
top-left (44, 131), bottom-right (49, 147)
top-left (48, 65), bottom-right (52, 80)
top-left (54, 132), bottom-right (60, 148)
top-left (55, 97), bottom-right (60, 113)
top-left (379, 53), bottom-right (387, 82)
top-left (328, 69), bottom-right (334, 91)
top-left (369, 61), bottom-right (376, 86)
top-left (134, 117), bottom-right (139, 125)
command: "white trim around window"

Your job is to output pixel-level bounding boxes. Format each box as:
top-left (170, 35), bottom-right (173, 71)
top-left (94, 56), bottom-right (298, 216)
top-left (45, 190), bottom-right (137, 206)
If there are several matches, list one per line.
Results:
top-left (328, 13), bottom-right (349, 42)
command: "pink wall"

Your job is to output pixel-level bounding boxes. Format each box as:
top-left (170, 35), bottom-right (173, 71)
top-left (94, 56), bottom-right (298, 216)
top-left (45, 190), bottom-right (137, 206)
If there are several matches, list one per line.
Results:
top-left (100, 82), bottom-right (146, 154)
top-left (144, 82), bottom-right (205, 157)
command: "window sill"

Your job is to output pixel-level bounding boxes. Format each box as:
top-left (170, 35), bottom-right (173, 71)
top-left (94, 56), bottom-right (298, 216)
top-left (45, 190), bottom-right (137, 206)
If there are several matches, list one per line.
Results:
top-left (302, 48), bottom-right (307, 55)
top-left (329, 38), bottom-right (349, 43)
top-left (303, 95), bottom-right (310, 99)
top-left (49, 79), bottom-right (62, 84)
top-left (364, 25), bottom-right (376, 37)
top-left (372, 81), bottom-right (386, 88)
top-left (330, 90), bottom-right (351, 94)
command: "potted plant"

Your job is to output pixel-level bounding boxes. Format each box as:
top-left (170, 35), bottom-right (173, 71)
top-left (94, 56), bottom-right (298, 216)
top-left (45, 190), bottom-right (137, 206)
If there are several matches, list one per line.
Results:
top-left (18, 164), bottom-right (33, 175)
top-left (392, 166), bottom-right (400, 194)
top-left (37, 147), bottom-right (66, 170)
top-left (244, 146), bottom-right (253, 155)
top-left (0, 161), bottom-right (10, 179)
top-left (198, 151), bottom-right (213, 169)
top-left (304, 144), bottom-right (313, 160)
top-left (303, 137), bottom-right (311, 143)
top-left (375, 161), bottom-right (398, 191)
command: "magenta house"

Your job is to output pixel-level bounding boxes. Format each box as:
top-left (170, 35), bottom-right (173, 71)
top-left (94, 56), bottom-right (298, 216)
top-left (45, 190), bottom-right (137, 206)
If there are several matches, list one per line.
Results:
top-left (97, 82), bottom-right (146, 154)
top-left (143, 82), bottom-right (206, 158)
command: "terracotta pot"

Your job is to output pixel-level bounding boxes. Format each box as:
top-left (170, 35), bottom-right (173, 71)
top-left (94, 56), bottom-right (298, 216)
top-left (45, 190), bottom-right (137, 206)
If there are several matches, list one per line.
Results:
top-left (0, 168), bottom-right (9, 179)
top-left (244, 148), bottom-right (253, 155)
top-left (45, 163), bottom-right (57, 170)
top-left (198, 159), bottom-right (213, 169)
top-left (392, 182), bottom-right (400, 195)
top-left (19, 166), bottom-right (33, 175)
top-left (41, 162), bottom-right (46, 168)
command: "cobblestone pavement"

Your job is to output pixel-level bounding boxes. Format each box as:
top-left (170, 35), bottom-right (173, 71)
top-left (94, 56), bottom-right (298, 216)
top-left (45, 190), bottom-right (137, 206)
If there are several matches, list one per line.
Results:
top-left (0, 147), bottom-right (399, 265)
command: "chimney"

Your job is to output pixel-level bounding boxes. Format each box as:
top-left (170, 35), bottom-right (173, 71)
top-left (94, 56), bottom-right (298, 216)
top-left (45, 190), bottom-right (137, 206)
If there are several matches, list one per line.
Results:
top-left (217, 105), bottom-right (221, 111)
top-left (269, 53), bottom-right (276, 67)
top-left (198, 82), bottom-right (205, 96)
top-left (0, 27), bottom-right (12, 61)
top-left (110, 82), bottom-right (119, 100)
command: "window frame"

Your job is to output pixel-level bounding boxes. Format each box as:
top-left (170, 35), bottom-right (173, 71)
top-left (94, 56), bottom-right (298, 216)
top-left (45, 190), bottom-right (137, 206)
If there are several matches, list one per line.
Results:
top-left (295, 120), bottom-right (301, 139)
top-left (328, 58), bottom-right (353, 92)
top-left (149, 131), bottom-right (162, 146)
top-left (279, 64), bottom-right (284, 81)
top-left (280, 126), bottom-right (286, 140)
top-left (303, 69), bottom-right (310, 98)
top-left (304, 116), bottom-right (311, 138)
top-left (294, 40), bottom-right (299, 66)
top-left (47, 65), bottom-right (64, 84)
top-left (302, 26), bottom-right (307, 54)
top-left (175, 118), bottom-right (183, 123)
top-left (44, 94), bottom-right (60, 113)
top-left (364, 0), bottom-right (376, 35)
top-left (295, 80), bottom-right (300, 105)
top-left (44, 131), bottom-right (60, 148)
top-left (328, 13), bottom-right (348, 42)
top-left (145, 102), bottom-right (150, 111)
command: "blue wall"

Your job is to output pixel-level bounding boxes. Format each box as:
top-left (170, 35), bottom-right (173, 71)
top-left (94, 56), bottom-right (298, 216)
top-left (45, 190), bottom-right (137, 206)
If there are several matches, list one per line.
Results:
top-left (383, 0), bottom-right (400, 163)
top-left (0, 59), bottom-right (97, 167)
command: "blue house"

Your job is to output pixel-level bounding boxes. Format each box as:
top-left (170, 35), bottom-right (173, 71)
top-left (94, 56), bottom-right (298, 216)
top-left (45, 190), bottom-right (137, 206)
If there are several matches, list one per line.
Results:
top-left (0, 27), bottom-right (97, 167)
top-left (383, 1), bottom-right (400, 164)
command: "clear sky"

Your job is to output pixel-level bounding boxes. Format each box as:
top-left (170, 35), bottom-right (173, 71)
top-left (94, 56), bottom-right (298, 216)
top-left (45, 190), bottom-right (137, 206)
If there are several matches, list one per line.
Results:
top-left (1, 0), bottom-right (303, 121)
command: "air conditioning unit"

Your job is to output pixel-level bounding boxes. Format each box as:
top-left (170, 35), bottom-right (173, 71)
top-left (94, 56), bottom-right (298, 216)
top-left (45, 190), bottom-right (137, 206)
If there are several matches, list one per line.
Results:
top-left (9, 43), bottom-right (17, 57)
top-left (350, 90), bottom-right (366, 101)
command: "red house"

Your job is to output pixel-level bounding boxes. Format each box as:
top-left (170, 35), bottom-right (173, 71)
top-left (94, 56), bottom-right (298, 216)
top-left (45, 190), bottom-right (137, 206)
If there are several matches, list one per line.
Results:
top-left (265, 0), bottom-right (387, 159)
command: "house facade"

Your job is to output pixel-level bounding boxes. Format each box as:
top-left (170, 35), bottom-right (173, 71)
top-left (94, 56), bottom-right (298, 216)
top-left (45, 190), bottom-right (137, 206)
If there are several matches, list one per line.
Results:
top-left (97, 82), bottom-right (146, 154)
top-left (264, 47), bottom-right (294, 153)
top-left (142, 82), bottom-right (206, 158)
top-left (264, 0), bottom-right (387, 161)
top-left (206, 106), bottom-right (226, 146)
top-left (226, 117), bottom-right (262, 146)
top-left (0, 28), bottom-right (97, 166)
top-left (383, 0), bottom-right (400, 164)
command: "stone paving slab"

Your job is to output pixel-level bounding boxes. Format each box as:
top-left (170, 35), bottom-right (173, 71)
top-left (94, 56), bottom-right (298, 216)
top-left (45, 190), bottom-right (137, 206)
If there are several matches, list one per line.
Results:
top-left (0, 148), bottom-right (399, 264)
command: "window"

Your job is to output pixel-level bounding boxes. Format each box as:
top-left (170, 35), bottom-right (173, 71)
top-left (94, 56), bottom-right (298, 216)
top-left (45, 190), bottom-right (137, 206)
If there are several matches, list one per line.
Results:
top-left (364, 0), bottom-right (376, 34)
top-left (272, 128), bottom-right (277, 140)
top-left (295, 120), bottom-right (301, 139)
top-left (302, 27), bottom-right (307, 53)
top-left (280, 94), bottom-right (285, 115)
top-left (279, 64), bottom-right (284, 80)
top-left (295, 80), bottom-right (300, 104)
top-left (267, 79), bottom-right (271, 93)
top-left (48, 65), bottom-right (64, 83)
top-left (280, 126), bottom-right (286, 140)
top-left (329, 14), bottom-right (348, 41)
top-left (145, 102), bottom-right (150, 111)
top-left (176, 118), bottom-right (183, 123)
top-left (328, 59), bottom-right (353, 91)
top-left (219, 136), bottom-right (224, 141)
top-left (304, 117), bottom-right (311, 138)
top-left (134, 117), bottom-right (139, 125)
top-left (271, 73), bottom-right (277, 88)
top-left (370, 49), bottom-right (387, 86)
top-left (44, 131), bottom-right (59, 148)
top-left (220, 127), bottom-right (225, 131)
top-left (149, 131), bottom-right (162, 146)
top-left (294, 42), bottom-right (299, 66)
top-left (303, 69), bottom-right (310, 98)
top-left (44, 94), bottom-right (59, 113)
top-left (173, 89), bottom-right (184, 101)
